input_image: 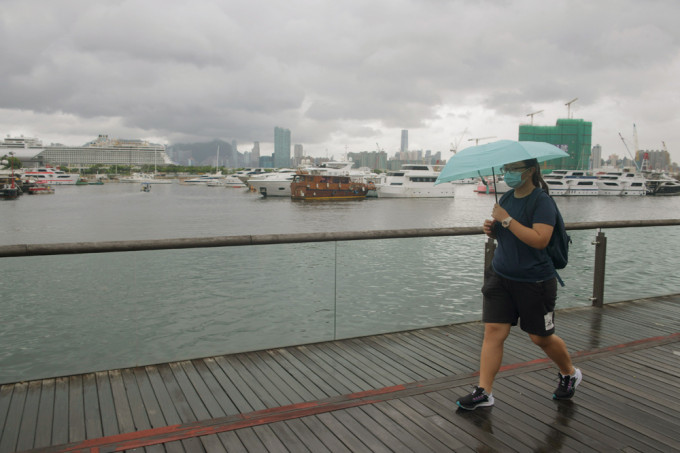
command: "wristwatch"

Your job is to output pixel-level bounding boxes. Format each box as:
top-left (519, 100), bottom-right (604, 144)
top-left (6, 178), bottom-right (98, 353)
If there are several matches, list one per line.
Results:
top-left (501, 216), bottom-right (513, 228)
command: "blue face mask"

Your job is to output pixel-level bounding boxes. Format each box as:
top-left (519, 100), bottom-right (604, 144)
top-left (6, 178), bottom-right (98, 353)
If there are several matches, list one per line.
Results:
top-left (504, 171), bottom-right (525, 188)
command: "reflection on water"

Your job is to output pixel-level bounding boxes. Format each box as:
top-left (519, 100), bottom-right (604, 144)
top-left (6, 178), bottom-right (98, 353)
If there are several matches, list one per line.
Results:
top-left (0, 184), bottom-right (678, 383)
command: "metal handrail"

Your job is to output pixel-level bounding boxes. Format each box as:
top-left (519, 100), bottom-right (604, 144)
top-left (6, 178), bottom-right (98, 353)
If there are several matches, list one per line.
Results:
top-left (1, 219), bottom-right (679, 257)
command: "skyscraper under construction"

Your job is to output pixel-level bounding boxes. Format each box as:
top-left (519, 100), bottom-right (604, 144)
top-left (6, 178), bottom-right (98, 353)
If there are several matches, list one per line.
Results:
top-left (519, 118), bottom-right (592, 170)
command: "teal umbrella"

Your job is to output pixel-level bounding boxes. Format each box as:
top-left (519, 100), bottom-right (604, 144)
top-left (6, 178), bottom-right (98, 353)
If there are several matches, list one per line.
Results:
top-left (435, 140), bottom-right (569, 200)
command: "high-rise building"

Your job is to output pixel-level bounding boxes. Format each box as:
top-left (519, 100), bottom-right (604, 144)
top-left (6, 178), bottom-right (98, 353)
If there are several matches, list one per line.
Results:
top-left (274, 127), bottom-right (291, 168)
top-left (293, 144), bottom-right (303, 167)
top-left (251, 141), bottom-right (261, 167)
top-left (518, 118), bottom-right (592, 170)
top-left (591, 144), bottom-right (602, 169)
top-left (400, 130), bottom-right (408, 153)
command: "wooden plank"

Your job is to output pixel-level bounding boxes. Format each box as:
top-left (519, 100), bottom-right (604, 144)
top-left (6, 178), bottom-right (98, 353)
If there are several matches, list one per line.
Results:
top-left (438, 386), bottom-right (588, 453)
top-left (82, 373), bottom-right (103, 440)
top-left (283, 418), bottom-right (331, 452)
top-left (337, 339), bottom-right (414, 384)
top-left (234, 427), bottom-right (267, 452)
top-left (351, 334), bottom-right (435, 381)
top-left (94, 371), bottom-right (119, 438)
top-left (191, 359), bottom-right (240, 415)
top-left (215, 356), bottom-right (278, 409)
top-left (251, 424), bottom-right (291, 453)
top-left (15, 380), bottom-right (42, 451)
top-left (300, 415), bottom-right (351, 453)
top-left (108, 370), bottom-right (134, 435)
top-left (155, 364), bottom-right (207, 453)
top-left (0, 382), bottom-right (26, 453)
top-left (212, 356), bottom-right (267, 412)
top-left (168, 361), bottom-right (211, 420)
top-left (254, 350), bottom-right (318, 401)
top-left (264, 349), bottom-right (330, 401)
top-left (33, 378), bottom-right (55, 449)
top-left (415, 390), bottom-right (514, 452)
top-left (119, 368), bottom-right (166, 453)
top-left (179, 360), bottom-right (227, 418)
top-left (272, 348), bottom-right (338, 398)
top-left (0, 384), bottom-right (13, 439)
top-left (311, 343), bottom-right (385, 389)
top-left (370, 399), bottom-right (456, 453)
top-left (202, 357), bottom-right (256, 414)
top-left (333, 407), bottom-right (398, 453)
top-left (247, 351), bottom-right (310, 402)
top-left (503, 373), bottom-right (666, 452)
top-left (286, 346), bottom-right (355, 394)
top-left (236, 353), bottom-right (296, 407)
top-left (303, 344), bottom-right (373, 391)
top-left (51, 377), bottom-right (69, 445)
top-left (216, 430), bottom-right (248, 453)
top-left (67, 375), bottom-right (85, 443)
top-left (316, 412), bottom-right (373, 452)
top-left (356, 403), bottom-right (436, 452)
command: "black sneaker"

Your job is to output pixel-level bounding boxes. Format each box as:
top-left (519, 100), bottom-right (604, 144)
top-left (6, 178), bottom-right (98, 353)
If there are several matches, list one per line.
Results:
top-left (553, 368), bottom-right (582, 400)
top-left (456, 386), bottom-right (494, 410)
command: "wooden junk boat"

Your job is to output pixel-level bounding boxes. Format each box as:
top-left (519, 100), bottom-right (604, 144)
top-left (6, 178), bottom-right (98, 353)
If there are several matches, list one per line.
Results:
top-left (290, 171), bottom-right (372, 200)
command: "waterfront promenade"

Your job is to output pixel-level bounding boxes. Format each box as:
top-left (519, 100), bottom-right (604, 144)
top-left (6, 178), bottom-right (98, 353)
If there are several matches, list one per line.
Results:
top-left (1, 293), bottom-right (679, 452)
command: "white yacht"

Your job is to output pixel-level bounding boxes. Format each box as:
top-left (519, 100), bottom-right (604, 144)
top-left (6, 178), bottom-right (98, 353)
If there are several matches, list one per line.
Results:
top-left (119, 172), bottom-right (172, 184)
top-left (595, 170), bottom-right (646, 196)
top-left (22, 167), bottom-right (80, 185)
top-left (183, 171), bottom-right (226, 185)
top-left (375, 164), bottom-right (454, 198)
top-left (544, 170), bottom-right (598, 196)
top-left (206, 174), bottom-right (247, 188)
top-left (248, 169), bottom-right (297, 197)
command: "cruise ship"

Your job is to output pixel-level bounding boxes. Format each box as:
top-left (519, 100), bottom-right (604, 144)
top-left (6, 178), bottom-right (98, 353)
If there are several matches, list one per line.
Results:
top-left (0, 134), bottom-right (173, 168)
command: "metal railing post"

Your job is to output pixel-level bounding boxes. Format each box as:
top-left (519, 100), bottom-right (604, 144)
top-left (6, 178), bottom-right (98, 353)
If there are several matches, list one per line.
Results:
top-left (591, 230), bottom-right (607, 307)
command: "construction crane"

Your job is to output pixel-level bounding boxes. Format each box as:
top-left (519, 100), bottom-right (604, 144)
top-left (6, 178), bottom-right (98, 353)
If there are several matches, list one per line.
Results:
top-left (565, 98), bottom-right (578, 118)
top-left (450, 128), bottom-right (468, 153)
top-left (526, 110), bottom-right (544, 125)
top-left (618, 131), bottom-right (641, 171)
top-left (468, 136), bottom-right (496, 146)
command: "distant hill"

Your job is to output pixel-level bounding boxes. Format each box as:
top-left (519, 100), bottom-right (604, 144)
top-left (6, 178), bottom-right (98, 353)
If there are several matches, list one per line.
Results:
top-left (167, 139), bottom-right (245, 167)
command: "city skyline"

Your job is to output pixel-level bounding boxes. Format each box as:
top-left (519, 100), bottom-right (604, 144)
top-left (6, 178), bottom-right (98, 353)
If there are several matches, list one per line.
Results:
top-left (1, 1), bottom-right (679, 164)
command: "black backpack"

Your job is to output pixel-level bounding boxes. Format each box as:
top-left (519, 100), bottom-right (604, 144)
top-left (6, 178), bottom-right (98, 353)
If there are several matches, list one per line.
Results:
top-left (499, 189), bottom-right (571, 284)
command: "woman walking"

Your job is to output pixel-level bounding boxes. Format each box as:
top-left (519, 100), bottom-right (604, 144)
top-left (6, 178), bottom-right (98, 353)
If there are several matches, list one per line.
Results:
top-left (456, 158), bottom-right (581, 410)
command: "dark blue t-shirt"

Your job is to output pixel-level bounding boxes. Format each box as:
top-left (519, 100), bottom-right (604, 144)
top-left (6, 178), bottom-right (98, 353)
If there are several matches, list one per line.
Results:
top-left (492, 188), bottom-right (557, 282)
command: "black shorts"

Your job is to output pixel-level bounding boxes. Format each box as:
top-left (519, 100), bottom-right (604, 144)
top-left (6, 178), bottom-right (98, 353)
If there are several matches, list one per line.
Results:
top-left (481, 266), bottom-right (557, 336)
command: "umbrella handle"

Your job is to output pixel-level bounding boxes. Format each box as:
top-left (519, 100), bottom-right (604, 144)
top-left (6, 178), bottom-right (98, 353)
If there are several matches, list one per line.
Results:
top-left (492, 168), bottom-right (498, 203)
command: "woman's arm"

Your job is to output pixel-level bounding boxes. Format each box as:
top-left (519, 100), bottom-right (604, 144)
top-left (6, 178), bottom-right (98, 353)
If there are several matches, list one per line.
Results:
top-left (491, 203), bottom-right (553, 249)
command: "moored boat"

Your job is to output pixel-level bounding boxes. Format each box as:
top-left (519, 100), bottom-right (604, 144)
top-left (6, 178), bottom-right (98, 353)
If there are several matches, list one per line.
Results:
top-left (290, 172), bottom-right (371, 200)
top-left (22, 167), bottom-right (80, 185)
top-left (375, 164), bottom-right (455, 198)
top-left (119, 172), bottom-right (172, 184)
top-left (645, 173), bottom-right (680, 196)
top-left (28, 185), bottom-right (55, 195)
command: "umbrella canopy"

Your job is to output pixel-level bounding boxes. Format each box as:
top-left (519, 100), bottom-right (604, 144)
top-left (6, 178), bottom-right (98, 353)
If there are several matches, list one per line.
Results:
top-left (435, 140), bottom-right (569, 185)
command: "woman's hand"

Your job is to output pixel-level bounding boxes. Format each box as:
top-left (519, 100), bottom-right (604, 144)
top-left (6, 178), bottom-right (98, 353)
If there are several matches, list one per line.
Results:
top-left (483, 219), bottom-right (496, 238)
top-left (491, 203), bottom-right (509, 222)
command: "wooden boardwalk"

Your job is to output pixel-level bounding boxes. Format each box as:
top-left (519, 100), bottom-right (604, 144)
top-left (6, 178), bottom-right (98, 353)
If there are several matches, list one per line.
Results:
top-left (1, 293), bottom-right (679, 452)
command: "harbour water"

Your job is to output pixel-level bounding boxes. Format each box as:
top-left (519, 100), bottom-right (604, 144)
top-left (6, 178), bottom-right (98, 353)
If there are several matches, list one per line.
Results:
top-left (1, 182), bottom-right (679, 383)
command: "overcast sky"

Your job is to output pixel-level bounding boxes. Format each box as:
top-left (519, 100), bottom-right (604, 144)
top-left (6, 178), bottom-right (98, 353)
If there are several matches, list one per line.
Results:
top-left (1, 0), bottom-right (679, 164)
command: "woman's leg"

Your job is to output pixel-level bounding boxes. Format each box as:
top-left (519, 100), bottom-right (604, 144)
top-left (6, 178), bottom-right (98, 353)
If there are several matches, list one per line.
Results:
top-left (529, 333), bottom-right (574, 375)
top-left (479, 323), bottom-right (512, 393)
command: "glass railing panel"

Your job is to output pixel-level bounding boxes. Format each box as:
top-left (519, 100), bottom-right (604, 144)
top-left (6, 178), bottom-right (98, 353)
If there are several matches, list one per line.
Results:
top-left (334, 235), bottom-right (488, 338)
top-left (0, 242), bottom-right (336, 384)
